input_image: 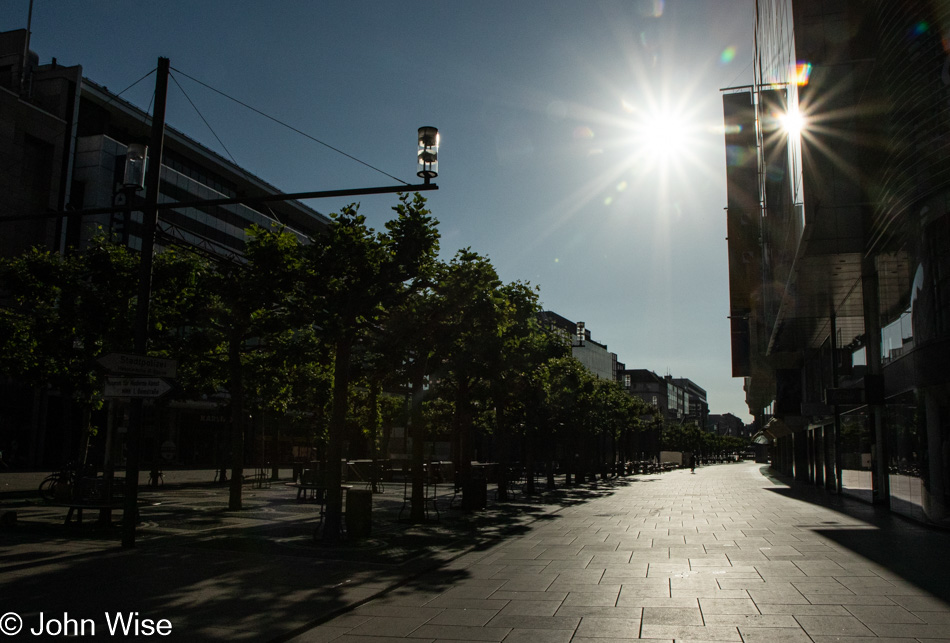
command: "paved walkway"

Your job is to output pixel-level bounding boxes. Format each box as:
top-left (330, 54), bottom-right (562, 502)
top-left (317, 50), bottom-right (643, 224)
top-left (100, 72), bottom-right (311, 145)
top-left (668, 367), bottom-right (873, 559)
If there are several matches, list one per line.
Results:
top-left (1, 463), bottom-right (949, 642)
top-left (290, 463), bottom-right (950, 643)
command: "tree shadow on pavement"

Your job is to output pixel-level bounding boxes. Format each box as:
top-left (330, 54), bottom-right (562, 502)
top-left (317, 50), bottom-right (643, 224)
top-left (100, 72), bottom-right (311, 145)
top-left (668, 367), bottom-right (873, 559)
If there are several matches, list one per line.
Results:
top-left (0, 473), bottom-right (650, 641)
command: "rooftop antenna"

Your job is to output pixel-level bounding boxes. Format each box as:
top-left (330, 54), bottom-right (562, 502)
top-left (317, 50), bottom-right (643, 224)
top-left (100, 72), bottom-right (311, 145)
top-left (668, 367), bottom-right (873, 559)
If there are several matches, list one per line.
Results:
top-left (20, 0), bottom-right (33, 95)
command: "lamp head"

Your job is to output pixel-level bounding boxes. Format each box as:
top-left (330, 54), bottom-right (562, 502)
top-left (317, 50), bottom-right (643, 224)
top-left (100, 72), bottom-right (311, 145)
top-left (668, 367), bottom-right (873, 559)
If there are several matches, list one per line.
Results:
top-left (417, 126), bottom-right (439, 181)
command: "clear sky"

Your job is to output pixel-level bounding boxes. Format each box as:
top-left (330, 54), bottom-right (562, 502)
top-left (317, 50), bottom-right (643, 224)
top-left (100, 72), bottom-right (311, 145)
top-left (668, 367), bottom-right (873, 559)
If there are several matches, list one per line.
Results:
top-left (6, 0), bottom-right (756, 422)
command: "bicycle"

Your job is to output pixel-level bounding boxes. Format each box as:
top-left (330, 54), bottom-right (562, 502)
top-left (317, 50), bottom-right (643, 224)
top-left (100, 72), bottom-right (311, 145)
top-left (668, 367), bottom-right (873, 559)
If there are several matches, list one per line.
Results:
top-left (38, 461), bottom-right (96, 501)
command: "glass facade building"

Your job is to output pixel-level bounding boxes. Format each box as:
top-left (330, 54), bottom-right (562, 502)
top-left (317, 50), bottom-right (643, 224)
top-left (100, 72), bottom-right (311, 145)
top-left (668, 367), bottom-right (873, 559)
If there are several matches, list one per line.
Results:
top-left (725, 0), bottom-right (950, 525)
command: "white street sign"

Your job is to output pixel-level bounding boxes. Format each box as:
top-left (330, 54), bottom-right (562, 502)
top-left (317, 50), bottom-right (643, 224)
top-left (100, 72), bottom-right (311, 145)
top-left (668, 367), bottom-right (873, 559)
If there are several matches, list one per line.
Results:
top-left (98, 353), bottom-right (178, 378)
top-left (104, 377), bottom-right (173, 399)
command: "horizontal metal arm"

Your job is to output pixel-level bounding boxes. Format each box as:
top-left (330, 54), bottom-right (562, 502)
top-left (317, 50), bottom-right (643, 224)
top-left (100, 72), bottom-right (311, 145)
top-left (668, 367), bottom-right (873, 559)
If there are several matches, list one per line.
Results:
top-left (2, 183), bottom-right (438, 222)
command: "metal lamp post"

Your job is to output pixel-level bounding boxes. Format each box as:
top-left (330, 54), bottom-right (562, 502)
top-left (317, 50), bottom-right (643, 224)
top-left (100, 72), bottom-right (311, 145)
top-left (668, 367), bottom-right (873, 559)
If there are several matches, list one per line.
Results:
top-left (116, 57), bottom-right (439, 547)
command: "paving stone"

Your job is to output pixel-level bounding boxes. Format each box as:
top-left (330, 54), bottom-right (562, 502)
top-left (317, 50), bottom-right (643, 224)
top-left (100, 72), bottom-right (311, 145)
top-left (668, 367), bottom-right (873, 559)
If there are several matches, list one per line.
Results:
top-left (573, 615), bottom-right (643, 638)
top-left (913, 610), bottom-right (950, 623)
top-left (802, 594), bottom-right (900, 606)
top-left (494, 600), bottom-right (562, 616)
top-left (485, 614), bottom-right (579, 630)
top-left (891, 595), bottom-right (950, 611)
top-left (735, 627), bottom-right (813, 642)
top-left (490, 590), bottom-right (567, 602)
top-left (346, 616), bottom-right (431, 637)
top-left (843, 604), bottom-right (924, 624)
top-left (641, 606), bottom-right (703, 625)
top-left (562, 590), bottom-right (620, 606)
top-left (554, 605), bottom-right (641, 619)
top-left (671, 588), bottom-right (750, 599)
top-left (616, 584), bottom-right (671, 601)
top-left (704, 613), bottom-right (799, 628)
top-left (699, 597), bottom-right (759, 614)
top-left (867, 623), bottom-right (950, 638)
top-left (426, 608), bottom-right (500, 626)
top-left (795, 614), bottom-right (875, 636)
top-left (499, 629), bottom-right (574, 643)
top-left (810, 638), bottom-right (919, 643)
top-left (405, 623), bottom-right (510, 640)
top-left (639, 623), bottom-right (742, 640)
top-left (353, 604), bottom-right (444, 619)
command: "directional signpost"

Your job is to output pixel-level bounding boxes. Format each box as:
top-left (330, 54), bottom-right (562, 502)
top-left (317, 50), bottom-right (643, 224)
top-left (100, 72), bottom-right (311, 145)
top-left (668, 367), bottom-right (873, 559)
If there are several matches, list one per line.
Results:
top-left (97, 353), bottom-right (177, 378)
top-left (97, 352), bottom-right (178, 535)
top-left (104, 377), bottom-right (173, 399)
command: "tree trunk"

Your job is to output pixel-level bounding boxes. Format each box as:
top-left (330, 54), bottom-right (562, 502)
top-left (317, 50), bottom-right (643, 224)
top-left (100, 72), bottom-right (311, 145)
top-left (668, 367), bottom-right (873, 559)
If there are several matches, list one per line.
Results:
top-left (495, 398), bottom-right (509, 502)
top-left (323, 337), bottom-right (351, 542)
top-left (228, 334), bottom-right (245, 510)
top-left (458, 380), bottom-right (478, 511)
top-left (368, 383), bottom-right (381, 493)
top-left (525, 433), bottom-right (535, 496)
top-left (409, 373), bottom-right (426, 522)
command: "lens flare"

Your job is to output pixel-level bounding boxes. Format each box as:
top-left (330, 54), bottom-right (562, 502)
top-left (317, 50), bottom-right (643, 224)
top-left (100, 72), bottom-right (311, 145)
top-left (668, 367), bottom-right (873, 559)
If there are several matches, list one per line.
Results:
top-left (778, 107), bottom-right (806, 136)
top-left (639, 0), bottom-right (664, 18)
top-left (573, 126), bottom-right (595, 139)
top-left (720, 46), bottom-right (736, 64)
top-left (795, 62), bottom-right (813, 86)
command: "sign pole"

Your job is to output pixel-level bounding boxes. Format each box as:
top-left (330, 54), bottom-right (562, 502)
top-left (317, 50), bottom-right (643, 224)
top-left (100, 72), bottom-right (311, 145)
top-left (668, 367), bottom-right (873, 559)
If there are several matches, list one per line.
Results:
top-left (122, 57), bottom-right (169, 549)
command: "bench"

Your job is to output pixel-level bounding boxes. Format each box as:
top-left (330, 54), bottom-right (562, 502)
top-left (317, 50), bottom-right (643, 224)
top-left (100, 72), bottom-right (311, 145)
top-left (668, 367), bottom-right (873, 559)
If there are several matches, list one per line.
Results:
top-left (62, 501), bottom-right (125, 525)
top-left (51, 476), bottom-right (126, 525)
top-left (286, 482), bottom-right (326, 502)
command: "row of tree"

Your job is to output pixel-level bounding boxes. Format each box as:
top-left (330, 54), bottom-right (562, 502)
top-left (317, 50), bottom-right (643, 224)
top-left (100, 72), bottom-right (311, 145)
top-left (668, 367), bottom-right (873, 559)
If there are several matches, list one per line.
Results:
top-left (0, 194), bottom-right (724, 539)
top-left (660, 421), bottom-right (750, 458)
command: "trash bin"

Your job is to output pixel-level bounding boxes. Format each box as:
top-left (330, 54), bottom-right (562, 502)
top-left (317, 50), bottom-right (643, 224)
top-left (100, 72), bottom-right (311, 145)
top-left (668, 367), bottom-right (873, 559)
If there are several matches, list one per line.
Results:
top-left (345, 489), bottom-right (372, 539)
top-left (464, 479), bottom-right (487, 510)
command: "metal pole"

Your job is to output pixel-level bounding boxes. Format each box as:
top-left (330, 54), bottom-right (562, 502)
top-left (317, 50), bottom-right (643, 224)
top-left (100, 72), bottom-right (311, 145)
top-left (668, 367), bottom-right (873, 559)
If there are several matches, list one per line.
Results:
top-left (2, 183), bottom-right (438, 223)
top-left (122, 57), bottom-right (169, 548)
top-left (19, 0), bottom-right (33, 95)
top-left (830, 312), bottom-right (843, 493)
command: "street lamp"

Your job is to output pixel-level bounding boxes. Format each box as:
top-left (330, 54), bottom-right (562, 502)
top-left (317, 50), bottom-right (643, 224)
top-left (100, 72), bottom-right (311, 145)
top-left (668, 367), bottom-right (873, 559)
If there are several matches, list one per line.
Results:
top-left (114, 143), bottom-right (148, 246)
top-left (122, 143), bottom-right (148, 190)
top-left (417, 126), bottom-right (439, 183)
top-left (13, 56), bottom-right (441, 547)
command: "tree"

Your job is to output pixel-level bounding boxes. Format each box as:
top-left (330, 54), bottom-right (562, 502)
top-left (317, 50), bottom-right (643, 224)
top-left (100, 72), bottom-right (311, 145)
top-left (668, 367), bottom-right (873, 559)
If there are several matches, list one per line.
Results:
top-left (301, 194), bottom-right (439, 539)
top-left (0, 237), bottom-right (138, 465)
top-left (537, 356), bottom-right (597, 485)
top-left (181, 226), bottom-right (304, 510)
top-left (432, 249), bottom-right (507, 509)
top-left (485, 281), bottom-right (560, 500)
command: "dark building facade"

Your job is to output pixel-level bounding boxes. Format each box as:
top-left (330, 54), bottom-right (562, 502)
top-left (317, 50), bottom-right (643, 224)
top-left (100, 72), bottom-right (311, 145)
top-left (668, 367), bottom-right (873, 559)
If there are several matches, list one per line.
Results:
top-left (724, 1), bottom-right (950, 525)
top-left (1, 30), bottom-right (330, 469)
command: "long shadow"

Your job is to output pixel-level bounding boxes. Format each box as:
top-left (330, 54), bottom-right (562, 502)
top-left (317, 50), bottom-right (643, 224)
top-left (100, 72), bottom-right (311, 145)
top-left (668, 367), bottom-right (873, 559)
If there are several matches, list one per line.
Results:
top-left (763, 468), bottom-right (950, 602)
top-left (0, 473), bottom-right (650, 641)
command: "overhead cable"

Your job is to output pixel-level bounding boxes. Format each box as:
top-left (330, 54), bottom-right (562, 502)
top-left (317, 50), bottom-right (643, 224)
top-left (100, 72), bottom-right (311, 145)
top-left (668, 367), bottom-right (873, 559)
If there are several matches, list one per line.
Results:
top-left (170, 66), bottom-right (409, 185)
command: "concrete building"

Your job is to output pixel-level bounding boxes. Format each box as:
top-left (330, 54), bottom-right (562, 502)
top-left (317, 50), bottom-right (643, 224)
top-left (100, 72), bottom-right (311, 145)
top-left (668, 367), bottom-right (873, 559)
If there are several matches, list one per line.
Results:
top-left (539, 311), bottom-right (622, 381)
top-left (674, 377), bottom-right (709, 427)
top-left (0, 29), bottom-right (330, 468)
top-left (706, 413), bottom-right (745, 438)
top-left (619, 369), bottom-right (683, 421)
top-left (723, 1), bottom-right (950, 525)
top-left (0, 29), bottom-right (329, 261)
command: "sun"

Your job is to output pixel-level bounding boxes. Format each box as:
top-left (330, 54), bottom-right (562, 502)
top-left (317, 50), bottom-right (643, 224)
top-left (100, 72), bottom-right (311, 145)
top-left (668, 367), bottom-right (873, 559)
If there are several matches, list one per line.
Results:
top-left (633, 109), bottom-right (691, 163)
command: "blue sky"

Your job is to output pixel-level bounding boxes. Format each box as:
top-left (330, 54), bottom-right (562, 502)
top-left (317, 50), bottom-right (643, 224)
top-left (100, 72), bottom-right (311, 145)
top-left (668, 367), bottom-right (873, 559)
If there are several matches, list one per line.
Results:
top-left (6, 0), bottom-right (755, 421)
